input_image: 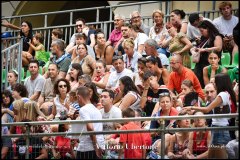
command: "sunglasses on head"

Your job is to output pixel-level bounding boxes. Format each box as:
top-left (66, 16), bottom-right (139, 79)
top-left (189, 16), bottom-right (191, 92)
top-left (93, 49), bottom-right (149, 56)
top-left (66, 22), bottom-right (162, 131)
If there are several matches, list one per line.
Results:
top-left (159, 92), bottom-right (170, 97)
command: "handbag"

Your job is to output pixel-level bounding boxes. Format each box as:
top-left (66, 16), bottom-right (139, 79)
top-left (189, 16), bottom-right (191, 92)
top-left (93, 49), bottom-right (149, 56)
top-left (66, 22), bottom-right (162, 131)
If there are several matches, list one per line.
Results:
top-left (190, 39), bottom-right (209, 63)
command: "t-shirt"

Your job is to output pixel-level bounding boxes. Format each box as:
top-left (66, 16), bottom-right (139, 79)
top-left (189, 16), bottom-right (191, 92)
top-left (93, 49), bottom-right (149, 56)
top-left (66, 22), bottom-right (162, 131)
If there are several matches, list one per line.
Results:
top-left (55, 136), bottom-right (71, 158)
top-left (187, 17), bottom-right (212, 41)
top-left (119, 122), bottom-right (146, 159)
top-left (213, 15), bottom-right (238, 36)
top-left (106, 68), bottom-right (133, 90)
top-left (212, 91), bottom-right (231, 126)
top-left (167, 67), bottom-right (205, 100)
top-left (108, 29), bottom-right (122, 47)
top-left (41, 78), bottom-right (57, 102)
top-left (100, 106), bottom-right (122, 131)
top-left (134, 32), bottom-right (149, 55)
top-left (24, 74), bottom-right (45, 98)
top-left (72, 103), bottom-right (105, 152)
top-left (123, 51), bottom-right (142, 73)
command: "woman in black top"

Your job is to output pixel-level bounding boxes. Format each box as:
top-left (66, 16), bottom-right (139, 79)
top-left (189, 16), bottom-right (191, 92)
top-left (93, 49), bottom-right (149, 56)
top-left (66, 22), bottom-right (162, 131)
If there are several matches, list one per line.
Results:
top-left (193, 20), bottom-right (223, 88)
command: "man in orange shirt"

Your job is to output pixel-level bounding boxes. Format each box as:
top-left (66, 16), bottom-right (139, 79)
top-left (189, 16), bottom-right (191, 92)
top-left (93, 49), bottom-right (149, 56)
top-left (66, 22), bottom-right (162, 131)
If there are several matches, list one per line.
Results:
top-left (167, 55), bottom-right (205, 100)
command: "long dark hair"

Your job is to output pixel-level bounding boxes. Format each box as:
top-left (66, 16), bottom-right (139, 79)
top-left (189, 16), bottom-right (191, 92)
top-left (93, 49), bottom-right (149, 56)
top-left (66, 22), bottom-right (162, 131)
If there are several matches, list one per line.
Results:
top-left (2, 90), bottom-right (14, 108)
top-left (146, 56), bottom-right (163, 68)
top-left (70, 63), bottom-right (83, 82)
top-left (119, 76), bottom-right (139, 96)
top-left (20, 21), bottom-right (33, 38)
top-left (84, 82), bottom-right (99, 105)
top-left (198, 20), bottom-right (223, 47)
top-left (215, 73), bottom-right (237, 107)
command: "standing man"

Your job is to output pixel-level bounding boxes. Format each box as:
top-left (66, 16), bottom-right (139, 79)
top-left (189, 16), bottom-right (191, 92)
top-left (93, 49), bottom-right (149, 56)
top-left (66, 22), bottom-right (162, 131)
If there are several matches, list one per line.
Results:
top-left (73, 86), bottom-right (105, 159)
top-left (187, 13), bottom-right (212, 44)
top-left (51, 39), bottom-right (71, 79)
top-left (106, 14), bottom-right (125, 53)
top-left (130, 11), bottom-right (150, 36)
top-left (24, 59), bottom-right (45, 102)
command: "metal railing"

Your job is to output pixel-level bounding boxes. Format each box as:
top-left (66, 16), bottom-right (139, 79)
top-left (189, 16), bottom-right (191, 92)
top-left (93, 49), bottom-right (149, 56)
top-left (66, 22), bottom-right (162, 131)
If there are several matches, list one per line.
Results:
top-left (2, 1), bottom-right (237, 52)
top-left (1, 37), bottom-right (23, 89)
top-left (2, 113), bottom-right (238, 159)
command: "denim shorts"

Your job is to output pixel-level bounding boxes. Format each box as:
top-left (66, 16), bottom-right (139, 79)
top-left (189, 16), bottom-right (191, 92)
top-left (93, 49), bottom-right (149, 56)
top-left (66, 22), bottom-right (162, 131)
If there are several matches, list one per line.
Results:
top-left (211, 126), bottom-right (231, 145)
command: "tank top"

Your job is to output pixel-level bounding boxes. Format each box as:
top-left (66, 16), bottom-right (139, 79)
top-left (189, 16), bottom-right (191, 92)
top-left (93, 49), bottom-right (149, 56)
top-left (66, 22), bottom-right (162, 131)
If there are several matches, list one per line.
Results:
top-left (93, 45), bottom-right (111, 61)
top-left (173, 134), bottom-right (189, 154)
top-left (192, 131), bottom-right (208, 155)
top-left (128, 91), bottom-right (141, 111)
top-left (207, 65), bottom-right (223, 78)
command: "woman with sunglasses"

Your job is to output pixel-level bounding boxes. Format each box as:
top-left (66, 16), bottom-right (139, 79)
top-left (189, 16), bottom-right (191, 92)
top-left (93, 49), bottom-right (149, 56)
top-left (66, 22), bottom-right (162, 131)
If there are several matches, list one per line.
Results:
top-left (71, 43), bottom-right (96, 77)
top-left (93, 30), bottom-right (114, 65)
top-left (47, 78), bottom-right (71, 120)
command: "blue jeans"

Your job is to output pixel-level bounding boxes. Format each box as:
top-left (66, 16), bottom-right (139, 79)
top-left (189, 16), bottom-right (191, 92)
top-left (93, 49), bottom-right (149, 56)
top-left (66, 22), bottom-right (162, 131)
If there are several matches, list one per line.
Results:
top-left (211, 126), bottom-right (231, 145)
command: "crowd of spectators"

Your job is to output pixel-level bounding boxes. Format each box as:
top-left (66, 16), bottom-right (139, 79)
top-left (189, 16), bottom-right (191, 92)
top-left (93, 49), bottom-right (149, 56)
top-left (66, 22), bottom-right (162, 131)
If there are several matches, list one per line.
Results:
top-left (1, 1), bottom-right (239, 159)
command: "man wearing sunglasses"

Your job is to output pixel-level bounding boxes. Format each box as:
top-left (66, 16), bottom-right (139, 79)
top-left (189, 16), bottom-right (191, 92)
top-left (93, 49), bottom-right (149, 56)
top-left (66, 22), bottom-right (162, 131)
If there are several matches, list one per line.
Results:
top-left (66, 18), bottom-right (96, 52)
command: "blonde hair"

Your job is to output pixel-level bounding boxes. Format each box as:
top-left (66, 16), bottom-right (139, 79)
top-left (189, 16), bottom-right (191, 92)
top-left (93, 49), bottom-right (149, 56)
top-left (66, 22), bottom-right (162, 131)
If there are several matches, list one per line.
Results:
top-left (13, 99), bottom-right (25, 122)
top-left (122, 38), bottom-right (135, 49)
top-left (152, 9), bottom-right (164, 19)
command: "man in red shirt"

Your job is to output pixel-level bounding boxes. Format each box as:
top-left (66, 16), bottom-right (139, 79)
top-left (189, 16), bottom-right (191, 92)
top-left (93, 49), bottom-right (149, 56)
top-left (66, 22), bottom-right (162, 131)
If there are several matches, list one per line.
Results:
top-left (167, 55), bottom-right (205, 100)
top-left (118, 108), bottom-right (146, 159)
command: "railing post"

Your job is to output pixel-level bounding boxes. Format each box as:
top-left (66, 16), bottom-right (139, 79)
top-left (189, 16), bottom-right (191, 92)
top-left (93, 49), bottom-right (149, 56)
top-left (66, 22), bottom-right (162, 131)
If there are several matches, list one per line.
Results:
top-left (197, 1), bottom-right (200, 12)
top-left (69, 12), bottom-right (73, 44)
top-left (44, 15), bottom-right (48, 49)
top-left (109, 7), bottom-right (113, 36)
top-left (18, 38), bottom-right (23, 83)
top-left (5, 49), bottom-right (10, 89)
top-left (160, 119), bottom-right (165, 159)
top-left (25, 123), bottom-right (30, 159)
top-left (96, 8), bottom-right (99, 23)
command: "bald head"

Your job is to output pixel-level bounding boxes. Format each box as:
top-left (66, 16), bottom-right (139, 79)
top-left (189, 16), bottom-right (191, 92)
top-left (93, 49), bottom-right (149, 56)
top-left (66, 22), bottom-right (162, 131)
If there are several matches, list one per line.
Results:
top-left (171, 54), bottom-right (183, 64)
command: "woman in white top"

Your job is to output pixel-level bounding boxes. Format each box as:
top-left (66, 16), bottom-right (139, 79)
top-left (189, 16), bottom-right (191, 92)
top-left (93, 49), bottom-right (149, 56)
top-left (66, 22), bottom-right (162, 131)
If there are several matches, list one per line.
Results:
top-left (47, 78), bottom-right (71, 120)
top-left (184, 73), bottom-right (237, 158)
top-left (117, 76), bottom-right (141, 111)
top-left (122, 38), bottom-right (142, 73)
top-left (129, 24), bottom-right (149, 55)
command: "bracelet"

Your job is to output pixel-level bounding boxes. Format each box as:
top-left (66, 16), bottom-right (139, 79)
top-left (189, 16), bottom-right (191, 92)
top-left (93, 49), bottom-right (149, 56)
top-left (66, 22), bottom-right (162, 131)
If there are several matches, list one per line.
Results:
top-left (142, 96), bottom-right (147, 98)
top-left (144, 88), bottom-right (149, 90)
